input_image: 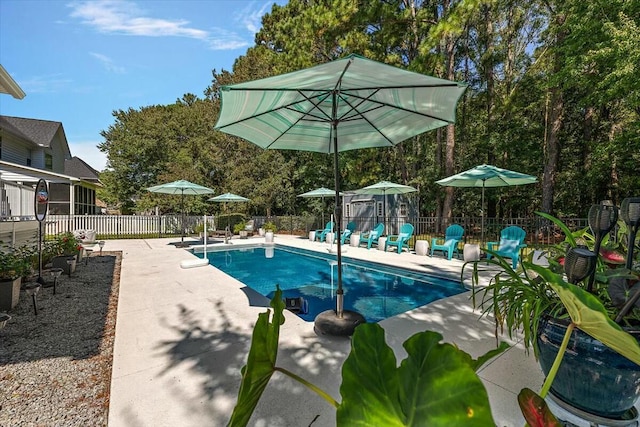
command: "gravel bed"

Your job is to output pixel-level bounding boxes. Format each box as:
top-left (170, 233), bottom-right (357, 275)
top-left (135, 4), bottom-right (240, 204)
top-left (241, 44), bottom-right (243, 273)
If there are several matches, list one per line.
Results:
top-left (0, 252), bottom-right (121, 427)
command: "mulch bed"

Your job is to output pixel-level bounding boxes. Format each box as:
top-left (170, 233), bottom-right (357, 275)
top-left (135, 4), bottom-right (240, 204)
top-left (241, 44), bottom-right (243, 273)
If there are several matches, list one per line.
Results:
top-left (0, 251), bottom-right (121, 427)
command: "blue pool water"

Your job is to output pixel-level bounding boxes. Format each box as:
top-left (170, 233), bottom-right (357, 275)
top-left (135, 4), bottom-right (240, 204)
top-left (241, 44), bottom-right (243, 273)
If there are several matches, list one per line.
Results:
top-left (197, 245), bottom-right (465, 322)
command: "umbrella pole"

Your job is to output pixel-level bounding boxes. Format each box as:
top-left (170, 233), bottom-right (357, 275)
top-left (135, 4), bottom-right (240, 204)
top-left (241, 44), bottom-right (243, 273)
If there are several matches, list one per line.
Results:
top-left (332, 123), bottom-right (344, 319)
top-left (481, 182), bottom-right (485, 248)
top-left (181, 191), bottom-right (185, 244)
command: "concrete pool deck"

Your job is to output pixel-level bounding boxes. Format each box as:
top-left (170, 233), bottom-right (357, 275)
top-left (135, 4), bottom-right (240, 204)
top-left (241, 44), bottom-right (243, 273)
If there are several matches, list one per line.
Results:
top-left (106, 234), bottom-right (545, 426)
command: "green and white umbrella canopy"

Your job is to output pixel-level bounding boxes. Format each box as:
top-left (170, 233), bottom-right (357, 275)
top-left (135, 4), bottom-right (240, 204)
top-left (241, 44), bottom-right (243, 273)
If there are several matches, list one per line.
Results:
top-left (355, 181), bottom-right (417, 234)
top-left (298, 187), bottom-right (343, 198)
top-left (208, 192), bottom-right (250, 202)
top-left (299, 187), bottom-right (344, 225)
top-left (208, 193), bottom-right (250, 243)
top-left (147, 180), bottom-right (215, 195)
top-left (436, 164), bottom-right (537, 244)
top-left (214, 54), bottom-right (466, 323)
top-left (147, 180), bottom-right (215, 245)
top-left (215, 54), bottom-right (466, 154)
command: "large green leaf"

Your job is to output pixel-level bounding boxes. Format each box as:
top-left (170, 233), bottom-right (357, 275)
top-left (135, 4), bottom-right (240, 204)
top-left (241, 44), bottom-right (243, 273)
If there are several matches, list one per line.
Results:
top-left (227, 287), bottom-right (285, 427)
top-left (534, 266), bottom-right (640, 366)
top-left (518, 388), bottom-right (562, 427)
top-left (337, 324), bottom-right (495, 426)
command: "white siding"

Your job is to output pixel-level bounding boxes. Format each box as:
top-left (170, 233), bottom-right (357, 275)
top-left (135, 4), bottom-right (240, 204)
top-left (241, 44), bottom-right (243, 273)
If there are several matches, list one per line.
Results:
top-left (1, 135), bottom-right (32, 165)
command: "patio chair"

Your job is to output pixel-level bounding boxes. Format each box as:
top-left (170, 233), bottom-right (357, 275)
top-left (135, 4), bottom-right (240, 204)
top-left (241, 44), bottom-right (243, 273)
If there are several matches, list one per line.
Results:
top-left (314, 221), bottom-right (334, 242)
top-left (430, 224), bottom-right (464, 260)
top-left (340, 221), bottom-right (357, 245)
top-left (359, 222), bottom-right (385, 249)
top-left (385, 223), bottom-right (414, 254)
top-left (487, 226), bottom-right (527, 269)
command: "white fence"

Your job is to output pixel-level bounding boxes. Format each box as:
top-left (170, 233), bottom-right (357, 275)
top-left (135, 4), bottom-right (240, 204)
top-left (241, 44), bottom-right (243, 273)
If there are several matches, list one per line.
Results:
top-left (43, 214), bottom-right (203, 238)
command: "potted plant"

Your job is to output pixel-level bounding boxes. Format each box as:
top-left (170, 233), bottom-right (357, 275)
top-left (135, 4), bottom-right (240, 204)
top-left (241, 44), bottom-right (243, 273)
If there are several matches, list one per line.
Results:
top-left (234, 221), bottom-right (248, 238)
top-left (0, 244), bottom-right (31, 311)
top-left (50, 231), bottom-right (82, 275)
top-left (466, 202), bottom-right (640, 420)
top-left (263, 221), bottom-right (276, 243)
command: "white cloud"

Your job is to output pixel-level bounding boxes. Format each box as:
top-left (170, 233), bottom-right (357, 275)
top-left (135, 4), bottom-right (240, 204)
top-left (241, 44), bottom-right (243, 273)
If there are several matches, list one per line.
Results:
top-left (89, 52), bottom-right (125, 73)
top-left (67, 0), bottom-right (252, 50)
top-left (237, 2), bottom-right (272, 34)
top-left (18, 74), bottom-right (73, 93)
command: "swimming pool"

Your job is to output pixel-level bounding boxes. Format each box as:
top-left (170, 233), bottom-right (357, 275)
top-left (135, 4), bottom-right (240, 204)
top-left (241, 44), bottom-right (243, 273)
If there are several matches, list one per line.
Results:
top-left (196, 245), bottom-right (465, 322)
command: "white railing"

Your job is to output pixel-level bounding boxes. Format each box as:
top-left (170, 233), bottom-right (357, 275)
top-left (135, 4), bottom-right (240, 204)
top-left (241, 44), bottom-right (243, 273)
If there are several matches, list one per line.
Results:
top-left (0, 181), bottom-right (35, 220)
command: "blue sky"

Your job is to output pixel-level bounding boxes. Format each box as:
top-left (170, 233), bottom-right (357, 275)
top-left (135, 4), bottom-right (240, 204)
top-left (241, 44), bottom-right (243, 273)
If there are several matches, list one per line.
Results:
top-left (0, 0), bottom-right (286, 171)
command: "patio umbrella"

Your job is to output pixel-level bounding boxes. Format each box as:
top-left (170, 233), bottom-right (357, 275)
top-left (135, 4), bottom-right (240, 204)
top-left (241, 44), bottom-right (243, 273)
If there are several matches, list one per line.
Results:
top-left (147, 180), bottom-right (215, 247)
top-left (298, 187), bottom-right (343, 226)
top-left (435, 164), bottom-right (537, 245)
top-left (214, 54), bottom-right (466, 329)
top-left (354, 180), bottom-right (417, 234)
top-left (208, 193), bottom-right (250, 244)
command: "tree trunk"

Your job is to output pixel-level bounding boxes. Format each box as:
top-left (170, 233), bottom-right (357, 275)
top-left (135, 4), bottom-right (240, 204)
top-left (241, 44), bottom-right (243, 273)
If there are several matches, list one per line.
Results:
top-left (441, 0), bottom-right (456, 222)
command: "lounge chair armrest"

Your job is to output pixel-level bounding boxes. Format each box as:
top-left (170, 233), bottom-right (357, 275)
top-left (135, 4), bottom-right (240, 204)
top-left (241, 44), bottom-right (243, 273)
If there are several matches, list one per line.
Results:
top-left (486, 241), bottom-right (498, 250)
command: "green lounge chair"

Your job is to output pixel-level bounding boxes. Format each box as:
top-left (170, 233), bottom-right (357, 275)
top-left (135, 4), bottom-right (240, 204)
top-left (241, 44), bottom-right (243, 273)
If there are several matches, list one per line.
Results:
top-left (314, 221), bottom-right (334, 242)
top-left (340, 221), bottom-right (357, 245)
top-left (487, 226), bottom-right (527, 269)
top-left (385, 223), bottom-right (414, 254)
top-left (430, 224), bottom-right (464, 260)
top-left (359, 223), bottom-right (384, 249)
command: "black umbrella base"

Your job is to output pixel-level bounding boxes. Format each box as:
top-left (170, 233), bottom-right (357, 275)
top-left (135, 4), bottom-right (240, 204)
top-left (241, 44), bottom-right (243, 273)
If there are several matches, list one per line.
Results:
top-left (314, 309), bottom-right (366, 337)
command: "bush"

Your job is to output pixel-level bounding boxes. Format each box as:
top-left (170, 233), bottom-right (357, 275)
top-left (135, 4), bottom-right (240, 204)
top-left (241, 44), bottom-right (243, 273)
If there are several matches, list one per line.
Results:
top-left (263, 221), bottom-right (277, 232)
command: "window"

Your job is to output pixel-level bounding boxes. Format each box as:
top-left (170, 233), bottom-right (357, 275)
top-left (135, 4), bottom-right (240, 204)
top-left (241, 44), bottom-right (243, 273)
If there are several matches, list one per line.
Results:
top-left (377, 201), bottom-right (383, 217)
top-left (400, 203), bottom-right (408, 216)
top-left (26, 158), bottom-right (31, 166)
top-left (345, 203), bottom-right (350, 218)
top-left (45, 154), bottom-right (53, 170)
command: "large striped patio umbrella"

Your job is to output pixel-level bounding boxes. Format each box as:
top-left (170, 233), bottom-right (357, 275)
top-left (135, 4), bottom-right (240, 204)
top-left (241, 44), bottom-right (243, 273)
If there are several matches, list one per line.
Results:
top-left (214, 54), bottom-right (466, 333)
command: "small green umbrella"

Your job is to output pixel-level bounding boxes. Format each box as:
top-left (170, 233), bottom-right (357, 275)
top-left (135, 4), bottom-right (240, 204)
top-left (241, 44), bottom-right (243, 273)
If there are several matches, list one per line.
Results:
top-left (147, 180), bottom-right (215, 246)
top-left (435, 164), bottom-right (537, 245)
top-left (208, 193), bottom-right (250, 243)
top-left (298, 187), bottom-right (344, 225)
top-left (354, 181), bottom-right (417, 234)
top-left (214, 53), bottom-right (466, 326)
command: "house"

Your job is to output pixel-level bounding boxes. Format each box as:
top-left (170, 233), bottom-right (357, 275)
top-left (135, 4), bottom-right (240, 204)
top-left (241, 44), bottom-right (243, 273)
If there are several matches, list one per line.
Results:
top-left (1, 115), bottom-right (101, 218)
top-left (342, 191), bottom-right (419, 235)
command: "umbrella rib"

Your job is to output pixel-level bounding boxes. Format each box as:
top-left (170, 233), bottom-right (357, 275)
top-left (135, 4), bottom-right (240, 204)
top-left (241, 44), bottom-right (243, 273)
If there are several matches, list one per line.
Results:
top-left (345, 91), bottom-right (454, 124)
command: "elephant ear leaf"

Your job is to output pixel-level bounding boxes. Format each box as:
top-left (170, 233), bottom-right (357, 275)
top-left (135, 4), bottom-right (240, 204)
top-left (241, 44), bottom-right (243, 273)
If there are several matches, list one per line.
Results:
top-left (228, 287), bottom-right (285, 427)
top-left (535, 267), bottom-right (640, 366)
top-left (518, 388), bottom-right (562, 427)
top-left (338, 324), bottom-right (495, 426)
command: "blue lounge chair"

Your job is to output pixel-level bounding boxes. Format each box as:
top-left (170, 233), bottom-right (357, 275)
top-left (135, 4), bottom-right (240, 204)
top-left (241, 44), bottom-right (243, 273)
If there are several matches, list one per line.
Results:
top-left (487, 226), bottom-right (527, 269)
top-left (359, 223), bottom-right (384, 249)
top-left (385, 223), bottom-right (414, 254)
top-left (340, 221), bottom-right (357, 245)
top-left (314, 221), bottom-right (334, 242)
top-left (430, 224), bottom-right (464, 260)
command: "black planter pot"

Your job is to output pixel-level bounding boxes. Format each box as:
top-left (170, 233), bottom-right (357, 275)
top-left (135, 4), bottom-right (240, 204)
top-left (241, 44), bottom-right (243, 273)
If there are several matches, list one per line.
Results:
top-left (537, 314), bottom-right (640, 419)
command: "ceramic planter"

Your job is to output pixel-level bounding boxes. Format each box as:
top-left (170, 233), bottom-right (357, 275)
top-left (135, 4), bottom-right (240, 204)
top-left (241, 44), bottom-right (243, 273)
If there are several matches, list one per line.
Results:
top-left (0, 277), bottom-right (21, 311)
top-left (537, 314), bottom-right (640, 419)
top-left (51, 255), bottom-right (77, 275)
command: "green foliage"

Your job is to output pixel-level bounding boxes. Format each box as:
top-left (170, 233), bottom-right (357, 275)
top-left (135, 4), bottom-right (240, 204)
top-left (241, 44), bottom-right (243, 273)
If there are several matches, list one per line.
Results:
top-left (229, 289), bottom-right (508, 426)
top-left (98, 0), bottom-right (640, 220)
top-left (0, 243), bottom-right (33, 280)
top-left (217, 213), bottom-right (245, 232)
top-left (233, 221), bottom-right (246, 234)
top-left (262, 222), bottom-right (277, 233)
top-left (50, 232), bottom-right (82, 256)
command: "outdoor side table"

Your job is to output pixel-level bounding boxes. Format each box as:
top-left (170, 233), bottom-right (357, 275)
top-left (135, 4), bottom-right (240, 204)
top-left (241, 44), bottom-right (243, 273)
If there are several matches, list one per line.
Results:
top-left (415, 240), bottom-right (429, 256)
top-left (463, 244), bottom-right (481, 262)
top-left (309, 231), bottom-right (316, 241)
top-left (350, 234), bottom-right (360, 247)
top-left (325, 232), bottom-right (335, 245)
top-left (377, 237), bottom-right (387, 251)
